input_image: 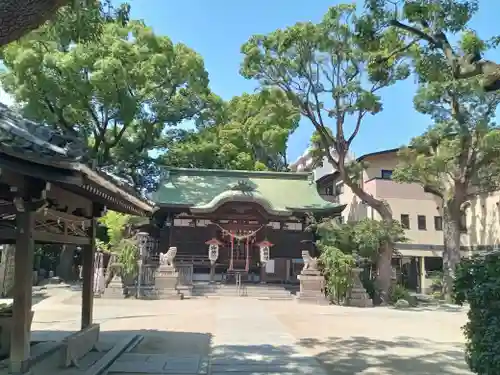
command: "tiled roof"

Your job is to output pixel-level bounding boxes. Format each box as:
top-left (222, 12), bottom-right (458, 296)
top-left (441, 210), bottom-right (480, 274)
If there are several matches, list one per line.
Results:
top-left (152, 167), bottom-right (344, 214)
top-left (0, 103), bottom-right (88, 162)
top-left (0, 104), bottom-right (152, 213)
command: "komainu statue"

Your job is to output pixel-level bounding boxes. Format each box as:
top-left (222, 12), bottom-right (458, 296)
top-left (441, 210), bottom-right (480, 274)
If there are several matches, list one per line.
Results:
top-left (301, 250), bottom-right (319, 272)
top-left (160, 247), bottom-right (177, 268)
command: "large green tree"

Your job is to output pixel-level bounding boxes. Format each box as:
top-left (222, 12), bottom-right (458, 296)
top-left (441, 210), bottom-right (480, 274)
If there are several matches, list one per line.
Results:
top-left (240, 4), bottom-right (410, 302)
top-left (0, 1), bottom-right (211, 191)
top-left (364, 0), bottom-right (500, 91)
top-left (365, 0), bottom-right (500, 299)
top-left (162, 89), bottom-right (300, 171)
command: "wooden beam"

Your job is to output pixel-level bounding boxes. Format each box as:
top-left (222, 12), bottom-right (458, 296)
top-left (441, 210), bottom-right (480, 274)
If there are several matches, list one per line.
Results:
top-left (0, 155), bottom-right (83, 186)
top-left (0, 228), bottom-right (90, 245)
top-left (36, 208), bottom-right (91, 226)
top-left (0, 199), bottom-right (48, 217)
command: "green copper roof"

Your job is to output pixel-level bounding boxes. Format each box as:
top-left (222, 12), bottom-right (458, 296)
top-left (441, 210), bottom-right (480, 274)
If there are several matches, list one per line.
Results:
top-left (151, 167), bottom-right (344, 215)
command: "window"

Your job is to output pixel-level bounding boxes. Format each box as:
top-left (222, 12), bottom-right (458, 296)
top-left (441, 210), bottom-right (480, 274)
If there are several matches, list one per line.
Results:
top-left (267, 221), bottom-right (281, 230)
top-left (400, 214), bottom-right (410, 229)
top-left (196, 219), bottom-right (211, 227)
top-left (173, 218), bottom-right (193, 227)
top-left (434, 216), bottom-right (443, 231)
top-left (460, 213), bottom-right (467, 232)
top-left (417, 215), bottom-right (426, 230)
top-left (335, 183), bottom-right (344, 195)
top-left (381, 169), bottom-right (393, 180)
top-left (284, 222), bottom-right (302, 231)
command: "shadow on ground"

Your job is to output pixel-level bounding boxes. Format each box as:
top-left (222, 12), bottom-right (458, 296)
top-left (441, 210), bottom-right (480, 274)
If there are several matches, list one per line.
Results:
top-left (27, 327), bottom-right (474, 375)
top-left (297, 336), bottom-right (472, 374)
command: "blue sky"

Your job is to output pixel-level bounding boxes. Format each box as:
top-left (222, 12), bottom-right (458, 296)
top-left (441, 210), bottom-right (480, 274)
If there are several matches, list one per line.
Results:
top-left (3, 0), bottom-right (498, 163)
top-left (121, 0), bottom-right (499, 162)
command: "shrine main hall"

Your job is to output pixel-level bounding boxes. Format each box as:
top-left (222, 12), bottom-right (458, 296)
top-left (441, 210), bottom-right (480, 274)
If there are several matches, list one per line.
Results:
top-left (149, 167), bottom-right (345, 283)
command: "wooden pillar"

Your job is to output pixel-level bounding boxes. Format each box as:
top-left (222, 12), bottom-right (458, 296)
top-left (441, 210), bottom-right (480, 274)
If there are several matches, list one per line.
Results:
top-left (10, 207), bottom-right (35, 374)
top-left (81, 217), bottom-right (96, 330)
top-left (260, 264), bottom-right (266, 284)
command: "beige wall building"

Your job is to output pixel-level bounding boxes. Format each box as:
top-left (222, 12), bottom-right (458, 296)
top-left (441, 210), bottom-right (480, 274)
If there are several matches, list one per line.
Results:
top-left (303, 148), bottom-right (500, 293)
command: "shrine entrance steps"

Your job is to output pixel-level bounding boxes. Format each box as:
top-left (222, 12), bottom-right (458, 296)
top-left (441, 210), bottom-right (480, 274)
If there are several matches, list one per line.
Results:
top-left (192, 283), bottom-right (295, 300)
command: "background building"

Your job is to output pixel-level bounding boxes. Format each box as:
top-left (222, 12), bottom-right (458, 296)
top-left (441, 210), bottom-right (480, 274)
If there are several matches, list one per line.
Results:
top-left (292, 147), bottom-right (500, 293)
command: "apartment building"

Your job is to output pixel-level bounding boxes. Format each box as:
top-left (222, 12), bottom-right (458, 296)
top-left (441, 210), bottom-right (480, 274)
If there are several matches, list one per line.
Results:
top-left (295, 147), bottom-right (500, 293)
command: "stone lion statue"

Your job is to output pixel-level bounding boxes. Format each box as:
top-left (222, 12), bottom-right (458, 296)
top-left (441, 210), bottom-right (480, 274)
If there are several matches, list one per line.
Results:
top-left (160, 247), bottom-right (177, 268)
top-left (301, 250), bottom-right (319, 272)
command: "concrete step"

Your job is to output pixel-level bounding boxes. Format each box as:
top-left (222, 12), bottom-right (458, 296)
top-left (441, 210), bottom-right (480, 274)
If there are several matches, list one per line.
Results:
top-left (191, 284), bottom-right (294, 299)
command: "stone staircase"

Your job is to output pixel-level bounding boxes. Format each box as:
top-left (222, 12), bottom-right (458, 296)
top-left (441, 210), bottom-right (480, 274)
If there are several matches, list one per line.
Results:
top-left (192, 283), bottom-right (295, 300)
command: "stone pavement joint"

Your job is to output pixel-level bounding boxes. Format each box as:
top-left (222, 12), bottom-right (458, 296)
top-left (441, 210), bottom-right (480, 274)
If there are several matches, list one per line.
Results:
top-left (108, 353), bottom-right (208, 374)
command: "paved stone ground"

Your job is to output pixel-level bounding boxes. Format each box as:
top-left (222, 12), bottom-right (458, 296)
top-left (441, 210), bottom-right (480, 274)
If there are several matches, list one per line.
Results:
top-left (29, 291), bottom-right (472, 375)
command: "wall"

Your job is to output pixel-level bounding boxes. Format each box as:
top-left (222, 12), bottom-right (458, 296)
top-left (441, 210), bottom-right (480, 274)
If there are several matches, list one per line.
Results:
top-left (466, 191), bottom-right (500, 248)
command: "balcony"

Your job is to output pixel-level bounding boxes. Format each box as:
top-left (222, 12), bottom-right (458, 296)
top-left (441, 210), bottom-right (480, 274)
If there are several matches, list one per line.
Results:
top-left (363, 178), bottom-right (434, 200)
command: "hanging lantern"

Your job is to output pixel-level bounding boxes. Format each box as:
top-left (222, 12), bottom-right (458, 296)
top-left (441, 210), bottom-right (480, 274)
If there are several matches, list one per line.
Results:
top-left (205, 238), bottom-right (222, 265)
top-left (257, 240), bottom-right (273, 264)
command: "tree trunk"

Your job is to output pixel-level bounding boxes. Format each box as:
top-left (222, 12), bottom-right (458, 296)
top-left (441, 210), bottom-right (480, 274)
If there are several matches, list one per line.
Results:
top-left (56, 245), bottom-right (76, 282)
top-left (376, 233), bottom-right (393, 305)
top-left (0, 0), bottom-right (69, 46)
top-left (442, 202), bottom-right (462, 301)
top-left (343, 178), bottom-right (394, 305)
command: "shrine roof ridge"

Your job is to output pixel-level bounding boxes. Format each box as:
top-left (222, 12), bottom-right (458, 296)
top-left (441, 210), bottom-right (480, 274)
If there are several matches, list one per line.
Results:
top-left (161, 167), bottom-right (314, 180)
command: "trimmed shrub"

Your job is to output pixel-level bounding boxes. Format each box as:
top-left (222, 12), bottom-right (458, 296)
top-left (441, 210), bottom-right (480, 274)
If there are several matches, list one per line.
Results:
top-left (454, 252), bottom-right (500, 374)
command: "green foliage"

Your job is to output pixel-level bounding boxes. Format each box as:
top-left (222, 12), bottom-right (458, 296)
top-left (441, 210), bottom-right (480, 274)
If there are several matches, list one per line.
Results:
top-left (318, 244), bottom-right (355, 304)
top-left (453, 253), bottom-right (500, 374)
top-left (162, 89), bottom-right (299, 171)
top-left (389, 284), bottom-right (411, 304)
top-left (98, 211), bottom-right (138, 275)
top-left (0, 2), bottom-right (211, 191)
top-left (315, 217), bottom-right (406, 262)
top-left (240, 3), bottom-right (409, 172)
top-left (312, 216), bottom-right (407, 303)
top-left (352, 218), bottom-right (407, 261)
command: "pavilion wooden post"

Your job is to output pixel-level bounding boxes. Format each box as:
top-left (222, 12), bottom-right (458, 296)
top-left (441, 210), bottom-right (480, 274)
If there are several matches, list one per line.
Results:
top-left (81, 216), bottom-right (97, 330)
top-left (10, 202), bottom-right (35, 374)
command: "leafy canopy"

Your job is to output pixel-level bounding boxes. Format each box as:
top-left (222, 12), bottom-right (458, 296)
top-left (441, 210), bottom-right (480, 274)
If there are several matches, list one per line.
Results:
top-left (0, 2), bottom-right (211, 191)
top-left (161, 89), bottom-right (300, 171)
top-left (240, 3), bottom-right (410, 169)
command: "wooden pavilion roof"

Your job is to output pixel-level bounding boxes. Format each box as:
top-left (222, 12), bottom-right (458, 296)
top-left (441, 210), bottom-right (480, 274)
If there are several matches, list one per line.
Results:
top-left (0, 104), bottom-right (153, 217)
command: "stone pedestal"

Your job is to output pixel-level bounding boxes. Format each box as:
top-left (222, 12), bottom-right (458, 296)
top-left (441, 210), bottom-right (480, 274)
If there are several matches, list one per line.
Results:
top-left (154, 266), bottom-right (183, 300)
top-left (296, 270), bottom-right (328, 305)
top-left (103, 275), bottom-right (125, 299)
top-left (347, 268), bottom-right (373, 308)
